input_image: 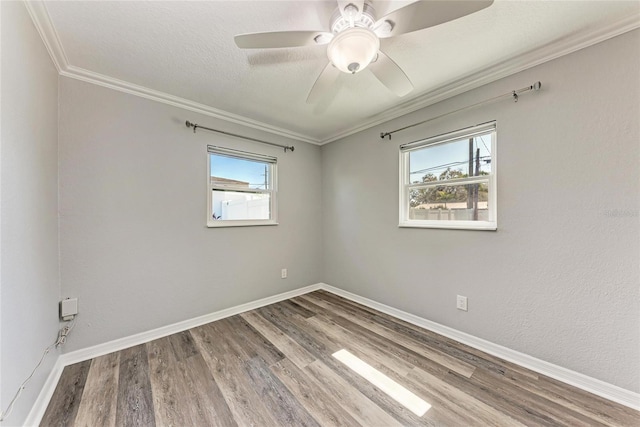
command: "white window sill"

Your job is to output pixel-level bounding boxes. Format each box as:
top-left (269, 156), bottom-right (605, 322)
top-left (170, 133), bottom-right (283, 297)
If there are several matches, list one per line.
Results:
top-left (398, 220), bottom-right (497, 231)
top-left (207, 220), bottom-right (278, 228)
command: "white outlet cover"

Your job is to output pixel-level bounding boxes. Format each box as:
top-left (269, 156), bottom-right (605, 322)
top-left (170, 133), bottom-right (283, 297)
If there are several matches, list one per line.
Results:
top-left (456, 295), bottom-right (468, 311)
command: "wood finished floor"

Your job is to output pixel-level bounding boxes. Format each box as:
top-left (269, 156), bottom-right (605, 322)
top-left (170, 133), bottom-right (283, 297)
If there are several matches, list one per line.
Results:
top-left (41, 290), bottom-right (639, 426)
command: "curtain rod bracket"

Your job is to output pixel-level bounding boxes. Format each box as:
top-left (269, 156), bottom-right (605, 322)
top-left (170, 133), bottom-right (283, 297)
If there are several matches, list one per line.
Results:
top-left (512, 91), bottom-right (518, 102)
top-left (380, 132), bottom-right (391, 140)
top-left (186, 120), bottom-right (198, 133)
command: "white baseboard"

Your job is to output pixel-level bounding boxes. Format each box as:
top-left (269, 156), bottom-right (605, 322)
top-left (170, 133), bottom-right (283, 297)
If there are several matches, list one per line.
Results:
top-left (22, 358), bottom-right (66, 427)
top-left (58, 283), bottom-right (322, 367)
top-left (25, 283), bottom-right (321, 425)
top-left (25, 282), bottom-right (639, 426)
top-left (319, 283), bottom-right (640, 411)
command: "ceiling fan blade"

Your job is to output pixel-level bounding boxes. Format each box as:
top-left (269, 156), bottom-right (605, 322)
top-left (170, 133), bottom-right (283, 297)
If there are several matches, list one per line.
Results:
top-left (235, 31), bottom-right (333, 49)
top-left (337, 0), bottom-right (365, 21)
top-left (368, 50), bottom-right (413, 97)
top-left (374, 0), bottom-right (493, 38)
top-left (307, 63), bottom-right (341, 104)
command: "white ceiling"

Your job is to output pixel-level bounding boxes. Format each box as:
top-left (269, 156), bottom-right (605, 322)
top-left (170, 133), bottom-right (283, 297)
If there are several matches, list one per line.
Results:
top-left (27, 1), bottom-right (640, 144)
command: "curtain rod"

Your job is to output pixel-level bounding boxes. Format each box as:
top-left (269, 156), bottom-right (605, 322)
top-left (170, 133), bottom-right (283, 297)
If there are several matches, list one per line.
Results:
top-left (380, 81), bottom-right (542, 140)
top-left (185, 121), bottom-right (295, 152)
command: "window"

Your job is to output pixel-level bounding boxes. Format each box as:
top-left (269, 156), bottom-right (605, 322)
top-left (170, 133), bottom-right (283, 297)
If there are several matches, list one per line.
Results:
top-left (399, 122), bottom-right (497, 230)
top-left (207, 146), bottom-right (277, 227)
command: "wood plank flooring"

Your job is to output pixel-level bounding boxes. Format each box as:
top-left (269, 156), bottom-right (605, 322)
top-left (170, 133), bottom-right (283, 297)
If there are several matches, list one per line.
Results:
top-left (41, 290), bottom-right (640, 426)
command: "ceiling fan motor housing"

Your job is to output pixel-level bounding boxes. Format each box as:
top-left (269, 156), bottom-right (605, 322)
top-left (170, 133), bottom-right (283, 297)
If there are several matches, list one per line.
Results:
top-left (330, 2), bottom-right (376, 33)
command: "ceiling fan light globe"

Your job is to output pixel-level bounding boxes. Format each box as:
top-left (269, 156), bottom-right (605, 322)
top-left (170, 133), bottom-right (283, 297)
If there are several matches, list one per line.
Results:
top-left (327, 28), bottom-right (380, 74)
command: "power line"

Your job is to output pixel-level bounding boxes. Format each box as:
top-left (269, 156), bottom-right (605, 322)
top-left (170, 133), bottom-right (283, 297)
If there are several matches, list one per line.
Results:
top-left (410, 156), bottom-right (491, 176)
top-left (478, 135), bottom-right (491, 154)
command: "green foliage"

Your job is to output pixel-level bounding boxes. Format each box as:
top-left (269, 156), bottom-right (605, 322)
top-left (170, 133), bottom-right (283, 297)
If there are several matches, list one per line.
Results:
top-left (409, 167), bottom-right (488, 208)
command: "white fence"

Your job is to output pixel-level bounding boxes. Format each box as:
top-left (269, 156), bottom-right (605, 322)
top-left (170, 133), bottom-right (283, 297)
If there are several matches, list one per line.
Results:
top-left (221, 196), bottom-right (269, 220)
top-left (212, 192), bottom-right (270, 220)
top-left (410, 208), bottom-right (489, 221)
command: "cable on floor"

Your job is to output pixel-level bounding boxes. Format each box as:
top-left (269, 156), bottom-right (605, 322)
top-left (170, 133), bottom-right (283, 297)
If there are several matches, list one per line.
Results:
top-left (0, 317), bottom-right (76, 422)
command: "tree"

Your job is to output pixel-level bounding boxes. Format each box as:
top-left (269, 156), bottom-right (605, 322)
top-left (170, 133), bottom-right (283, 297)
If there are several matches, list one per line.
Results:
top-left (410, 173), bottom-right (437, 207)
top-left (410, 168), bottom-right (469, 208)
top-left (435, 168), bottom-right (467, 207)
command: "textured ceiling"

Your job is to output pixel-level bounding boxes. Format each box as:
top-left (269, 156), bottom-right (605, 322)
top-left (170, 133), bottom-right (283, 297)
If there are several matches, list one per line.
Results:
top-left (29, 1), bottom-right (640, 144)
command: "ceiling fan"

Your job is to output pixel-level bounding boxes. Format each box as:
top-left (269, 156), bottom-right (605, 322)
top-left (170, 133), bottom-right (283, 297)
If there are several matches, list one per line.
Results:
top-left (235, 0), bottom-right (493, 103)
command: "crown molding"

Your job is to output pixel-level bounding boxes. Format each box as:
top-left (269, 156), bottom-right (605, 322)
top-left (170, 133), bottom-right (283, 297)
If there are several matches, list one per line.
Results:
top-left (24, 0), bottom-right (68, 73)
top-left (319, 13), bottom-right (640, 144)
top-left (23, 1), bottom-right (322, 146)
top-left (25, 1), bottom-right (639, 146)
top-left (59, 65), bottom-right (322, 145)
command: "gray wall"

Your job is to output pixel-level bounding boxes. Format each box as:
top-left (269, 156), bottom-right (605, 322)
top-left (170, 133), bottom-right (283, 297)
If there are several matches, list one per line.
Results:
top-left (321, 30), bottom-right (640, 393)
top-left (58, 78), bottom-right (323, 352)
top-left (3, 8), bottom-right (638, 425)
top-left (1, 2), bottom-right (61, 425)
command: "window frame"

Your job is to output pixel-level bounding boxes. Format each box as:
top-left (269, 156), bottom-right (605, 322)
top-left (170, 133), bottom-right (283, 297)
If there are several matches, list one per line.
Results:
top-left (207, 145), bottom-right (278, 228)
top-left (399, 122), bottom-right (497, 230)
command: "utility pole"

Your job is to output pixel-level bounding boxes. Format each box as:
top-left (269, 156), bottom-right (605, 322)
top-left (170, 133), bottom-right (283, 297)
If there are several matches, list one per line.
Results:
top-left (467, 138), bottom-right (474, 210)
top-left (473, 147), bottom-right (480, 220)
top-left (264, 165), bottom-right (268, 189)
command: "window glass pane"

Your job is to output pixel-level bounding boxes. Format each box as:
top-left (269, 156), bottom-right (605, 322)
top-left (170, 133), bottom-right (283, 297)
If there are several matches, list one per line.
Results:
top-left (211, 190), bottom-right (270, 221)
top-left (210, 154), bottom-right (270, 190)
top-left (409, 182), bottom-right (490, 221)
top-left (408, 133), bottom-right (492, 184)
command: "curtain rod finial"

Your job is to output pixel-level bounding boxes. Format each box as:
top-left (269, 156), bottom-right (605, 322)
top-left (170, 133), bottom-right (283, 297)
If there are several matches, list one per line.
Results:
top-left (533, 81), bottom-right (542, 91)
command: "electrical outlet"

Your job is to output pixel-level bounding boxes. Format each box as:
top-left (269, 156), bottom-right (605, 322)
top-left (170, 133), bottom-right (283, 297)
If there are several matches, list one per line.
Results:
top-left (456, 295), bottom-right (468, 311)
top-left (281, 268), bottom-right (287, 279)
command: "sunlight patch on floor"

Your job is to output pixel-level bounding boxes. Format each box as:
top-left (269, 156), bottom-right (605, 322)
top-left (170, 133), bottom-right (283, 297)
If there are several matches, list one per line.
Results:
top-left (332, 349), bottom-right (431, 417)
